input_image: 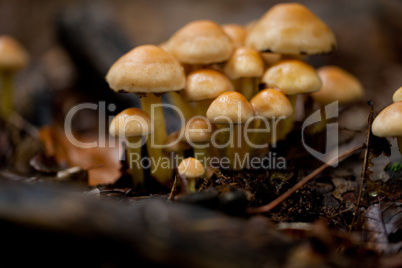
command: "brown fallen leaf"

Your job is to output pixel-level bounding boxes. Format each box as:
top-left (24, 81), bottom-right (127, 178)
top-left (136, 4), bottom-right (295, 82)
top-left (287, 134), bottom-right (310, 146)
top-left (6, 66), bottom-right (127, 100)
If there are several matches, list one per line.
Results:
top-left (364, 201), bottom-right (402, 254)
top-left (38, 124), bottom-right (122, 186)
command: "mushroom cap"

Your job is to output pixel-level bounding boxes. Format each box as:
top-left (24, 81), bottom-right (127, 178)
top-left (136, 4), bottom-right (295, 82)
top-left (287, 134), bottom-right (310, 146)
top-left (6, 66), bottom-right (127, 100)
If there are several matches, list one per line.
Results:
top-left (109, 108), bottom-right (152, 137)
top-left (166, 20), bottom-right (233, 64)
top-left (182, 69), bottom-right (234, 101)
top-left (184, 117), bottom-right (214, 143)
top-left (250, 88), bottom-right (293, 118)
top-left (262, 59), bottom-right (321, 95)
top-left (311, 66), bottom-right (364, 105)
top-left (177, 157), bottom-right (205, 179)
top-left (105, 44), bottom-right (185, 94)
top-left (223, 46), bottom-right (265, 79)
top-left (260, 52), bottom-right (282, 66)
top-left (207, 91), bottom-right (254, 124)
top-left (0, 35), bottom-right (29, 71)
top-left (372, 101), bottom-right (402, 137)
top-left (245, 3), bottom-right (336, 55)
top-left (392, 87), bottom-right (402, 103)
top-left (222, 23), bottom-right (247, 48)
top-left (164, 131), bottom-right (191, 153)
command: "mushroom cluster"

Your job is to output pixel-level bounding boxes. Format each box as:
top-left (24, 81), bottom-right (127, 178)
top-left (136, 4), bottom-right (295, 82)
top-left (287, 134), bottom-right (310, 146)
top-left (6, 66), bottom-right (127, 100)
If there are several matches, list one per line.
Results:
top-left (105, 3), bottom-right (365, 191)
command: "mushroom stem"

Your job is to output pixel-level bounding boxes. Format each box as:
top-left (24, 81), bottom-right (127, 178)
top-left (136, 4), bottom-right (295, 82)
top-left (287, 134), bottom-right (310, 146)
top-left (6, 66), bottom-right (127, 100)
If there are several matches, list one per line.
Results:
top-left (126, 136), bottom-right (145, 188)
top-left (213, 123), bottom-right (231, 159)
top-left (397, 136), bottom-right (402, 156)
top-left (167, 91), bottom-right (195, 120)
top-left (247, 118), bottom-right (270, 158)
top-left (240, 77), bottom-right (260, 101)
top-left (226, 124), bottom-right (245, 170)
top-left (275, 95), bottom-right (297, 142)
top-left (0, 72), bottom-right (14, 118)
top-left (140, 94), bottom-right (173, 185)
top-left (194, 99), bottom-right (212, 116)
top-left (308, 106), bottom-right (327, 134)
top-left (187, 178), bottom-right (196, 193)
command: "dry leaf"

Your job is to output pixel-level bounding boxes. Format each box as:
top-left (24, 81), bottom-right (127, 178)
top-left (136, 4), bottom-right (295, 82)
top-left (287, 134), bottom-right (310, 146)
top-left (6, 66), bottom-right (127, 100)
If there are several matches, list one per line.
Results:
top-left (38, 124), bottom-right (122, 186)
top-left (364, 202), bottom-right (402, 254)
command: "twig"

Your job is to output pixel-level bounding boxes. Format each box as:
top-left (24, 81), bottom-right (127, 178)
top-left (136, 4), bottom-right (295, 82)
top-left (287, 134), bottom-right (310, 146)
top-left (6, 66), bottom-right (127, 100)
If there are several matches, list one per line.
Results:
top-left (247, 144), bottom-right (365, 214)
top-left (349, 101), bottom-right (374, 232)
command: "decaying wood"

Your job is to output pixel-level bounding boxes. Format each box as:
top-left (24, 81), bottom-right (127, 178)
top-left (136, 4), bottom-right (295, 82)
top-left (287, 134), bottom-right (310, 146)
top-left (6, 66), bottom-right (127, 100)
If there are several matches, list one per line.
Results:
top-left (0, 178), bottom-right (295, 267)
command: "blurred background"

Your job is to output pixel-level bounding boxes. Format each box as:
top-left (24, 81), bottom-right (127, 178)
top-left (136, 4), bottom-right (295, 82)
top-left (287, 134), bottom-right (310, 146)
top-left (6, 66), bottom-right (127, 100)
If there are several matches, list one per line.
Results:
top-left (0, 0), bottom-right (401, 128)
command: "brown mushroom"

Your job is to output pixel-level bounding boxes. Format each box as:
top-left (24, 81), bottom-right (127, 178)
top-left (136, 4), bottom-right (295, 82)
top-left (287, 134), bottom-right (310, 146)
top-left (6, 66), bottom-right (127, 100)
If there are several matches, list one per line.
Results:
top-left (165, 20), bottom-right (233, 72)
top-left (207, 91), bottom-right (254, 170)
top-left (109, 108), bottom-right (152, 187)
top-left (182, 69), bottom-right (234, 116)
top-left (177, 157), bottom-right (205, 193)
top-left (309, 65), bottom-right (364, 133)
top-left (261, 59), bottom-right (322, 140)
top-left (249, 88), bottom-right (293, 156)
top-left (0, 35), bottom-right (29, 118)
top-left (222, 23), bottom-right (247, 48)
top-left (245, 3), bottom-right (336, 55)
top-left (372, 101), bottom-right (402, 156)
top-left (106, 44), bottom-right (186, 185)
top-left (223, 46), bottom-right (265, 100)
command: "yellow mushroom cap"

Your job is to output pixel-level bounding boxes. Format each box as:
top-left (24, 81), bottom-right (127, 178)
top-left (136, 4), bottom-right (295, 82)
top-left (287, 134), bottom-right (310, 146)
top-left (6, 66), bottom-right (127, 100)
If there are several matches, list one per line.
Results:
top-left (105, 44), bottom-right (185, 94)
top-left (182, 69), bottom-right (234, 101)
top-left (177, 157), bottom-right (205, 179)
top-left (109, 108), bottom-right (152, 137)
top-left (223, 46), bottom-right (265, 79)
top-left (245, 3), bottom-right (336, 55)
top-left (311, 66), bottom-right (364, 105)
top-left (250, 88), bottom-right (293, 119)
top-left (164, 131), bottom-right (191, 153)
top-left (184, 117), bottom-right (214, 143)
top-left (207, 91), bottom-right (254, 124)
top-left (0, 35), bottom-right (29, 71)
top-left (392, 87), bottom-right (402, 103)
top-left (262, 59), bottom-right (321, 95)
top-left (222, 23), bottom-right (247, 48)
top-left (372, 101), bottom-right (402, 137)
top-left (166, 20), bottom-right (233, 64)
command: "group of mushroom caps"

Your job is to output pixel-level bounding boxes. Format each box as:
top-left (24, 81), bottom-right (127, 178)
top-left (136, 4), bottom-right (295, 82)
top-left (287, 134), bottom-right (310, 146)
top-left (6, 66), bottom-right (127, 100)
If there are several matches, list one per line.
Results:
top-left (106, 3), bottom-right (366, 191)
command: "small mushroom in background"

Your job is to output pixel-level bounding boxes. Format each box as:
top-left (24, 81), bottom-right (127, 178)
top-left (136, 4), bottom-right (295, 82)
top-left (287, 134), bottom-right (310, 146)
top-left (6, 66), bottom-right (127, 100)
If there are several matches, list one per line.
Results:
top-left (309, 65), bottom-right (364, 134)
top-left (221, 23), bottom-right (247, 48)
top-left (182, 69), bottom-right (234, 116)
top-left (207, 91), bottom-right (254, 170)
top-left (106, 44), bottom-right (186, 186)
top-left (177, 157), bottom-right (205, 193)
top-left (261, 59), bottom-right (322, 141)
top-left (392, 87), bottom-right (402, 103)
top-left (0, 35), bottom-right (29, 118)
top-left (245, 3), bottom-right (336, 56)
top-left (223, 46), bottom-right (265, 101)
top-left (109, 108), bottom-right (152, 188)
top-left (372, 101), bottom-right (402, 157)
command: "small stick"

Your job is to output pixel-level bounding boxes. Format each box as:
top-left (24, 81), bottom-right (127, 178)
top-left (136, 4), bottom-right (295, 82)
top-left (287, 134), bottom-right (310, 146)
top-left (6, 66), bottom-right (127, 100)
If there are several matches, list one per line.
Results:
top-left (349, 101), bottom-right (374, 232)
top-left (247, 144), bottom-right (365, 214)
